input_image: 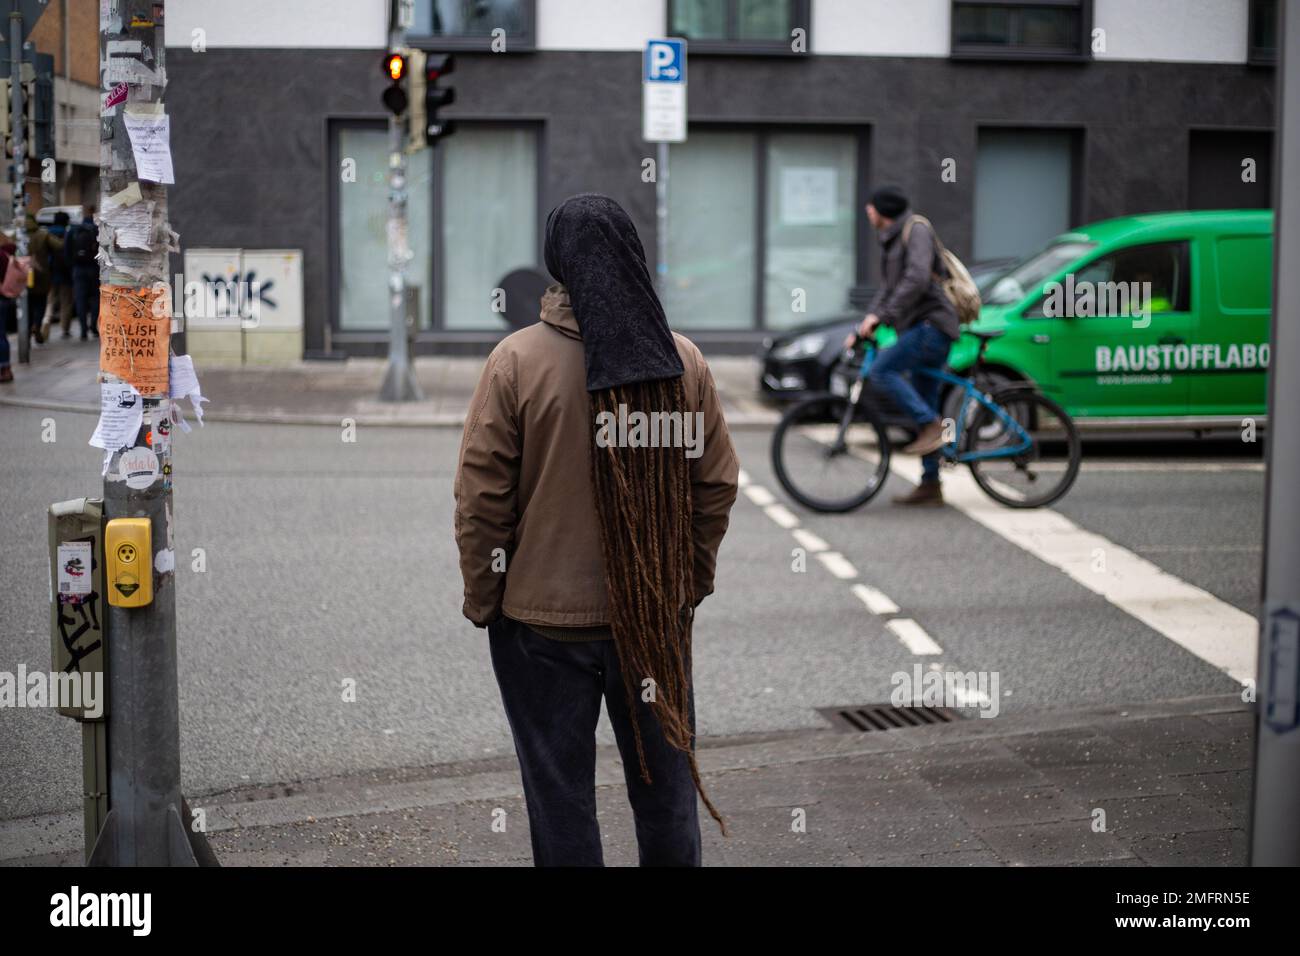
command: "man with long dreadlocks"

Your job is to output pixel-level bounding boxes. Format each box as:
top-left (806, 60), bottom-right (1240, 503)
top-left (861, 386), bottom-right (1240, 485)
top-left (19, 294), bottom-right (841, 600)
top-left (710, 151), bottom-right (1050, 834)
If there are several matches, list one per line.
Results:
top-left (454, 194), bottom-right (739, 867)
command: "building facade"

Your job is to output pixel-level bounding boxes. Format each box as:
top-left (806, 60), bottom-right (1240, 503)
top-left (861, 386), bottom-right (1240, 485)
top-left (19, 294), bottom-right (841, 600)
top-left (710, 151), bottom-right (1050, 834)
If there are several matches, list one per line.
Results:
top-left (160, 0), bottom-right (1277, 356)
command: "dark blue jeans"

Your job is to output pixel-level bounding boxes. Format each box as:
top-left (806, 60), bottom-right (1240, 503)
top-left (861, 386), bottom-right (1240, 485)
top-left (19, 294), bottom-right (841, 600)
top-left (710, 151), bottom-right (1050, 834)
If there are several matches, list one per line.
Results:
top-left (869, 321), bottom-right (953, 482)
top-left (488, 616), bottom-right (702, 867)
top-left (73, 271), bottom-right (99, 337)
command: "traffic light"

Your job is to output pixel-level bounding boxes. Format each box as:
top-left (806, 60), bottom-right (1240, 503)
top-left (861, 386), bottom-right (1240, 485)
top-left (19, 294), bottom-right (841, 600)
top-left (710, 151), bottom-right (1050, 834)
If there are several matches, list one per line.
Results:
top-left (381, 51), bottom-right (408, 115)
top-left (423, 54), bottom-right (456, 146)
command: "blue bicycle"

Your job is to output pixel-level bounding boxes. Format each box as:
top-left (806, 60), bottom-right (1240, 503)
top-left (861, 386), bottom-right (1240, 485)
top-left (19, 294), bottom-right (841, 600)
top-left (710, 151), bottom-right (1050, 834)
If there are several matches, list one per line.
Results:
top-left (771, 329), bottom-right (1081, 511)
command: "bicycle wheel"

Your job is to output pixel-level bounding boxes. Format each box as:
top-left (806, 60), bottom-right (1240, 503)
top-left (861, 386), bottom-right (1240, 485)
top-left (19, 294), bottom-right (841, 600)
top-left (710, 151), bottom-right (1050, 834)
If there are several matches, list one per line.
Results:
top-left (771, 393), bottom-right (892, 513)
top-left (962, 387), bottom-right (1081, 508)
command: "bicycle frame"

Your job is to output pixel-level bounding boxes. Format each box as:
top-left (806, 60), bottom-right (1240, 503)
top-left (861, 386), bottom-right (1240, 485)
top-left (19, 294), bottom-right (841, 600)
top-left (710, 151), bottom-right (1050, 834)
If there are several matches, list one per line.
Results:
top-left (848, 345), bottom-right (1034, 464)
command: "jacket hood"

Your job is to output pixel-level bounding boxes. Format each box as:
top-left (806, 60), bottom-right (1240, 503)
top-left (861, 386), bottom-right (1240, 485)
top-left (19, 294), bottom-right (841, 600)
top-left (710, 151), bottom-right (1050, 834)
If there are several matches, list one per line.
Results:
top-left (539, 283), bottom-right (581, 340)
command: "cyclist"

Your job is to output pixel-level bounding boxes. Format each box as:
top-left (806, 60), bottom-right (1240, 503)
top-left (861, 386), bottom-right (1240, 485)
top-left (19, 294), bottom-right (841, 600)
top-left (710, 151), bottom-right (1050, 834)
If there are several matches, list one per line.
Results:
top-left (846, 186), bottom-right (960, 507)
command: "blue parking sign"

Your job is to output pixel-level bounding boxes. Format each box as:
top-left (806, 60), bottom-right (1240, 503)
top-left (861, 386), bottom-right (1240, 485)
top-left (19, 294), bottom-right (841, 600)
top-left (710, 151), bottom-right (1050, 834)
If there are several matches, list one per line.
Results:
top-left (644, 38), bottom-right (686, 83)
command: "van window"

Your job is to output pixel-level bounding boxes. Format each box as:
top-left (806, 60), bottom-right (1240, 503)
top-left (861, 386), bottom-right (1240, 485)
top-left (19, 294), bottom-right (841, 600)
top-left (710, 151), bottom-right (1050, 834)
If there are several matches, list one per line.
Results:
top-left (985, 240), bottom-right (1094, 305)
top-left (1031, 241), bottom-right (1191, 318)
top-left (1216, 235), bottom-right (1272, 312)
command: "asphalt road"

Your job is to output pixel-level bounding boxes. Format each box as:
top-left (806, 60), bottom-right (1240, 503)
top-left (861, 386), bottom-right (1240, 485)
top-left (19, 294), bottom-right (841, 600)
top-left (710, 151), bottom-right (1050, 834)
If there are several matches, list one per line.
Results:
top-left (0, 406), bottom-right (1262, 821)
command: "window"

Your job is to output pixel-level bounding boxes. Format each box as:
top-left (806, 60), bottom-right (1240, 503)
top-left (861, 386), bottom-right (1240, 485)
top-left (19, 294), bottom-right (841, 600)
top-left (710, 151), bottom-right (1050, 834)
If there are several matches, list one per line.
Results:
top-left (411, 0), bottom-right (535, 51)
top-left (1188, 130), bottom-right (1272, 211)
top-left (1248, 0), bottom-right (1278, 65)
top-left (952, 1), bottom-right (1092, 60)
top-left (974, 128), bottom-right (1078, 261)
top-left (985, 240), bottom-right (1095, 306)
top-left (336, 123), bottom-right (434, 332)
top-left (665, 128), bottom-right (862, 330)
top-left (669, 0), bottom-right (810, 54)
top-left (333, 123), bottom-right (538, 335)
top-left (1030, 242), bottom-right (1192, 318)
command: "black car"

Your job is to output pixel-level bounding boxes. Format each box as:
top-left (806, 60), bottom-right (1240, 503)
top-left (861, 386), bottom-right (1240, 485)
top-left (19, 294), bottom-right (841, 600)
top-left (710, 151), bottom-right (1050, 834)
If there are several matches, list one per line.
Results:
top-left (758, 258), bottom-right (1017, 401)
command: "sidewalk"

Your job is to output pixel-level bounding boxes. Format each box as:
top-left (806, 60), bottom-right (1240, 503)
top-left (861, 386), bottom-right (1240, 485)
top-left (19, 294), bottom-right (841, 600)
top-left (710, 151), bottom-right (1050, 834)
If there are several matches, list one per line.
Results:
top-left (0, 695), bottom-right (1251, 867)
top-left (0, 335), bottom-right (780, 428)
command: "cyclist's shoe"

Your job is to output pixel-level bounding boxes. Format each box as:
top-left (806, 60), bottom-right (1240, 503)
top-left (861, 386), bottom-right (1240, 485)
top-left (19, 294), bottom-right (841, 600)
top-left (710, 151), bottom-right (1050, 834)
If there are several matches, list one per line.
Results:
top-left (901, 420), bottom-right (946, 456)
top-left (891, 481), bottom-right (944, 507)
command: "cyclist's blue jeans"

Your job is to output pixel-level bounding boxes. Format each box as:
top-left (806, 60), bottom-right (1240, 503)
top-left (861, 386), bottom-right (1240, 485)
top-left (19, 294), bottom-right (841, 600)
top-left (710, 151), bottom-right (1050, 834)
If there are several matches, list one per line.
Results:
top-left (870, 321), bottom-right (953, 482)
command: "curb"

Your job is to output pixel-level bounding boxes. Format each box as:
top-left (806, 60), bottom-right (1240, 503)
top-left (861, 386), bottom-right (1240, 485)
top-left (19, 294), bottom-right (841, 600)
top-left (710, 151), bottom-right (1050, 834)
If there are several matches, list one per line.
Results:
top-left (0, 694), bottom-right (1247, 864)
top-left (0, 394), bottom-right (782, 429)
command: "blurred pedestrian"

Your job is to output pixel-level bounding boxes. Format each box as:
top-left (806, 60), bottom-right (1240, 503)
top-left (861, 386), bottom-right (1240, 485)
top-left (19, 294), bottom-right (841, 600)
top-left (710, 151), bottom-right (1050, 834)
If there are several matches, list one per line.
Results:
top-left (67, 206), bottom-right (100, 340)
top-left (454, 194), bottom-right (739, 867)
top-left (40, 211), bottom-right (75, 340)
top-left (847, 185), bottom-right (960, 506)
top-left (0, 234), bottom-right (14, 382)
top-left (25, 212), bottom-right (63, 349)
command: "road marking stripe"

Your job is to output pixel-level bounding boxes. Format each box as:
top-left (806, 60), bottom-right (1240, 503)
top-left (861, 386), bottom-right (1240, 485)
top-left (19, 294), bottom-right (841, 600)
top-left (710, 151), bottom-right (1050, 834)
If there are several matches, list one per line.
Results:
top-left (744, 484), bottom-right (775, 507)
top-left (815, 551), bottom-right (858, 580)
top-left (852, 583), bottom-right (900, 616)
top-left (885, 618), bottom-right (944, 655)
top-left (763, 503), bottom-right (800, 529)
top-left (791, 528), bottom-right (829, 553)
top-left (891, 461), bottom-right (1257, 683)
top-left (737, 469), bottom-right (751, 487)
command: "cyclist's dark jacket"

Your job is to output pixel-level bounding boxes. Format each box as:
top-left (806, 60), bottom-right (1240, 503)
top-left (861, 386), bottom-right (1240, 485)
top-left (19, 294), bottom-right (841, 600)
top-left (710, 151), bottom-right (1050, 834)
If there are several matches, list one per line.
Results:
top-left (868, 208), bottom-right (959, 341)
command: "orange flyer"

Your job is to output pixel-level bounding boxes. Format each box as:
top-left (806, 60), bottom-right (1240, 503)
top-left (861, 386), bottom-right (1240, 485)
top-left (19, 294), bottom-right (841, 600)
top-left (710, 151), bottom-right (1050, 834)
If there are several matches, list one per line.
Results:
top-left (98, 285), bottom-right (171, 397)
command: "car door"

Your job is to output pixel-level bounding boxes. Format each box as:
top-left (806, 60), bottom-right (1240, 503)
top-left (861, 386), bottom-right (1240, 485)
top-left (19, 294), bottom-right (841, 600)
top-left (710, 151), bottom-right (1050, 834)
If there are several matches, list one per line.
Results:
top-left (1044, 240), bottom-right (1195, 419)
top-left (1193, 232), bottom-right (1272, 417)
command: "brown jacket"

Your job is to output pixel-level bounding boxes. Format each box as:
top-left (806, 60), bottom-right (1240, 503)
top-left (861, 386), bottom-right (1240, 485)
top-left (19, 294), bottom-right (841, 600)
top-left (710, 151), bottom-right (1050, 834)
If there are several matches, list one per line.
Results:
top-left (454, 285), bottom-right (740, 628)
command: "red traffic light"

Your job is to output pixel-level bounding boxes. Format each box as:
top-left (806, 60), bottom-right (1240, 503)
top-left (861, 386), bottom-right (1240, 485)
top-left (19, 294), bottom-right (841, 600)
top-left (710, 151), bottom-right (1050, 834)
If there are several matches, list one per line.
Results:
top-left (386, 53), bottom-right (406, 81)
top-left (426, 53), bottom-right (455, 81)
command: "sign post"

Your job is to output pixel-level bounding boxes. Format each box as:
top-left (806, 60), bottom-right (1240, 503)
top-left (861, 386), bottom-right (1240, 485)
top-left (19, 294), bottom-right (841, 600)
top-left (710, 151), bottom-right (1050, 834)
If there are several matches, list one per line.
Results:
top-left (642, 38), bottom-right (686, 297)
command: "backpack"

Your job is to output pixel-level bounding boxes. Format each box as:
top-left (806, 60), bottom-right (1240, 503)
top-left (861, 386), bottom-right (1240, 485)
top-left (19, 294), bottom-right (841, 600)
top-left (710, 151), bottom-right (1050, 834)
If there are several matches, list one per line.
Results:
top-left (67, 223), bottom-right (98, 268)
top-left (903, 214), bottom-right (982, 326)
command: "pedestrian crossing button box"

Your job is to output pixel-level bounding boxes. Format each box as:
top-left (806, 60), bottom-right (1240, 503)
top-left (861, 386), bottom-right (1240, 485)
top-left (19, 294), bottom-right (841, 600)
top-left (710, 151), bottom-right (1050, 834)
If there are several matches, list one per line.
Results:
top-left (106, 518), bottom-right (152, 608)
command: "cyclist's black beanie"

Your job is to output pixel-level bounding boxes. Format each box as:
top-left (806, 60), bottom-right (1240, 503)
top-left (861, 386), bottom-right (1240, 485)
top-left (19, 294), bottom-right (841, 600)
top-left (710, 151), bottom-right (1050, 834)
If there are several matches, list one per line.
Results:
top-left (869, 185), bottom-right (908, 219)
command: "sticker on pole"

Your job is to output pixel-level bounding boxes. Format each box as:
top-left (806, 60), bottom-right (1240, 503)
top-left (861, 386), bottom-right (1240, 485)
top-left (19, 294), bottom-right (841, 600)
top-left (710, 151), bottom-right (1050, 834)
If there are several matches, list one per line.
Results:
top-left (57, 542), bottom-right (93, 598)
top-left (118, 446), bottom-right (160, 490)
top-left (643, 38), bottom-right (686, 144)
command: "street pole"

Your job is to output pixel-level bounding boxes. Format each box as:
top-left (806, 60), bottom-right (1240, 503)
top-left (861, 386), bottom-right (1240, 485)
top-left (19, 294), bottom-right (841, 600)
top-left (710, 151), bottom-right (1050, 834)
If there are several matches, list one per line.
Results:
top-left (1249, 0), bottom-right (1300, 866)
top-left (87, 0), bottom-right (215, 867)
top-left (379, 8), bottom-right (422, 402)
top-left (9, 4), bottom-right (29, 364)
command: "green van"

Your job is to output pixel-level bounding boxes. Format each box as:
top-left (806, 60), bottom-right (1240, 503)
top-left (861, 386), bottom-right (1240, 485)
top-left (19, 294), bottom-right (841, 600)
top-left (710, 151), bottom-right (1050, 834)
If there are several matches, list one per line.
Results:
top-left (947, 210), bottom-right (1274, 429)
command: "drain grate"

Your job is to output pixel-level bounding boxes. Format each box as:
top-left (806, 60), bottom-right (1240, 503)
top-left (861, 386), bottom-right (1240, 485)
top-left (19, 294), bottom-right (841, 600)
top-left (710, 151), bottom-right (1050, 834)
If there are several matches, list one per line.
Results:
top-left (818, 703), bottom-right (960, 733)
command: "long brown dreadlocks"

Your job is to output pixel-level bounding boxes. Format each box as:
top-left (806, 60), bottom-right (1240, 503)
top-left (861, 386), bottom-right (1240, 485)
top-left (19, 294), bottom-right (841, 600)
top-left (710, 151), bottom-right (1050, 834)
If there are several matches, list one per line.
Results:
top-left (588, 376), bottom-right (726, 835)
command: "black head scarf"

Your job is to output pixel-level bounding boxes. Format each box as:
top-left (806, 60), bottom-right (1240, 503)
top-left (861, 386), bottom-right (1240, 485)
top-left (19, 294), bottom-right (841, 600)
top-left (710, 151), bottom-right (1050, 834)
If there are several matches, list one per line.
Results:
top-left (544, 193), bottom-right (685, 392)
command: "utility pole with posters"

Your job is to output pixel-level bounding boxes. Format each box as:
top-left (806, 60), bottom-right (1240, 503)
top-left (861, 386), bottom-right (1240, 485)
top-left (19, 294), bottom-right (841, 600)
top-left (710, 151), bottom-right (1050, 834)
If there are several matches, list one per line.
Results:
top-left (1251, 0), bottom-right (1300, 867)
top-left (86, 0), bottom-right (215, 867)
top-left (7, 0), bottom-right (35, 364)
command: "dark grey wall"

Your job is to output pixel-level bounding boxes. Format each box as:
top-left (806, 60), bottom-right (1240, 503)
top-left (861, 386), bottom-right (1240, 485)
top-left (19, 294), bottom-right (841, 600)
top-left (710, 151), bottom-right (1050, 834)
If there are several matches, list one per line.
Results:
top-left (166, 48), bottom-right (1275, 352)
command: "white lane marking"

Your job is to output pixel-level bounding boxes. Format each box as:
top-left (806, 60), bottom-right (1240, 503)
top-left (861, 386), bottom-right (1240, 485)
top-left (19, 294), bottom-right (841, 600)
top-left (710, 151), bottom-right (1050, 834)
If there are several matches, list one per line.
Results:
top-left (885, 618), bottom-right (944, 655)
top-left (764, 503), bottom-right (800, 529)
top-left (852, 583), bottom-right (901, 616)
top-left (737, 469), bottom-right (751, 487)
top-left (1076, 461), bottom-right (1264, 473)
top-left (791, 528), bottom-right (829, 553)
top-left (815, 551), bottom-right (858, 580)
top-left (744, 484), bottom-right (775, 507)
top-left (891, 460), bottom-right (1257, 683)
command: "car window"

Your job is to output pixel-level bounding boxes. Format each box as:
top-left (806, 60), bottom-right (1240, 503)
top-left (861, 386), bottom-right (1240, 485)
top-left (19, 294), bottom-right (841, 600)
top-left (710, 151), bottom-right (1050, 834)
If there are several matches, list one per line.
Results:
top-left (984, 241), bottom-right (1095, 305)
top-left (1026, 240), bottom-right (1192, 318)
